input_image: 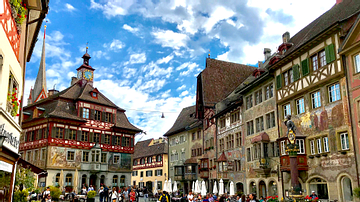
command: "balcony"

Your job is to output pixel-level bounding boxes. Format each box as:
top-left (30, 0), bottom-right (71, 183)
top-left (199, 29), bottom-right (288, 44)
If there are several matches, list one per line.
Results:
top-left (253, 158), bottom-right (271, 177)
top-left (200, 171), bottom-right (209, 178)
top-left (184, 173), bottom-right (197, 180)
top-left (174, 175), bottom-right (184, 181)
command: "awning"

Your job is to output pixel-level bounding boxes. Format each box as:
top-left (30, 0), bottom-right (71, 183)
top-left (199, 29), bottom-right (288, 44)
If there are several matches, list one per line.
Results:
top-left (251, 132), bottom-right (270, 144)
top-left (17, 158), bottom-right (48, 178)
top-left (216, 151), bottom-right (227, 162)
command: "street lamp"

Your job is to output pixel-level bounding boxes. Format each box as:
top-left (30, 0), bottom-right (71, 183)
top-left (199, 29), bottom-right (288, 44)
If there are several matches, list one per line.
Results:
top-left (0, 134), bottom-right (7, 147)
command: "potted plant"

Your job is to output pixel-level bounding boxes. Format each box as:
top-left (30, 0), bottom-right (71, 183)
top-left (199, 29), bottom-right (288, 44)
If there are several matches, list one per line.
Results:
top-left (87, 190), bottom-right (97, 202)
top-left (266, 195), bottom-right (279, 202)
top-left (7, 89), bottom-right (20, 117)
top-left (13, 189), bottom-right (28, 202)
top-left (8, 0), bottom-right (27, 34)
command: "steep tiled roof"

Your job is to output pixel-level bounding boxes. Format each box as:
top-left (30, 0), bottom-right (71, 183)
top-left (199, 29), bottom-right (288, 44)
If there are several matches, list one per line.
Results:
top-left (114, 110), bottom-right (142, 132)
top-left (133, 139), bottom-right (168, 159)
top-left (216, 152), bottom-right (228, 162)
top-left (201, 58), bottom-right (256, 107)
top-left (164, 105), bottom-right (202, 136)
top-left (277, 0), bottom-right (360, 62)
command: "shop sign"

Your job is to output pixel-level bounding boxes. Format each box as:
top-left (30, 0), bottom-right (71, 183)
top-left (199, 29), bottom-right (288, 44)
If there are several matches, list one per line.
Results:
top-left (0, 123), bottom-right (20, 151)
top-left (0, 160), bottom-right (13, 172)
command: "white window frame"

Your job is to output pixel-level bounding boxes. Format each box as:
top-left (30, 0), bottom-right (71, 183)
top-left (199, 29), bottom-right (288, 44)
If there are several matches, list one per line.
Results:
top-left (323, 137), bottom-right (329, 152)
top-left (328, 83), bottom-right (341, 102)
top-left (355, 54), bottom-right (360, 73)
top-left (311, 91), bottom-right (321, 109)
top-left (340, 133), bottom-right (350, 150)
top-left (310, 140), bottom-right (315, 155)
top-left (296, 139), bottom-right (305, 154)
top-left (281, 141), bottom-right (286, 155)
top-left (283, 104), bottom-right (291, 117)
top-left (113, 154), bottom-right (120, 164)
top-left (67, 150), bottom-right (75, 161)
top-left (296, 98), bottom-right (305, 114)
top-left (316, 139), bottom-right (322, 154)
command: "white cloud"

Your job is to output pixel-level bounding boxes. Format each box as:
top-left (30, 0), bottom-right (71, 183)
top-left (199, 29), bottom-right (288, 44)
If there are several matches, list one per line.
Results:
top-left (151, 29), bottom-right (190, 50)
top-left (175, 62), bottom-right (199, 76)
top-left (141, 62), bottom-right (173, 78)
top-left (156, 54), bottom-right (174, 64)
top-left (180, 90), bottom-right (189, 97)
top-left (90, 0), bottom-right (134, 18)
top-left (123, 24), bottom-right (139, 34)
top-left (104, 39), bottom-right (125, 52)
top-left (124, 53), bottom-right (146, 65)
top-left (92, 50), bottom-right (110, 60)
top-left (65, 3), bottom-right (76, 12)
top-left (203, 6), bottom-right (235, 33)
top-left (177, 84), bottom-right (186, 91)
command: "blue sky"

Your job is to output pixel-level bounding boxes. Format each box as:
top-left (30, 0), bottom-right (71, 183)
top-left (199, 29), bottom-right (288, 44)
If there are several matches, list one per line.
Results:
top-left (24, 0), bottom-right (335, 141)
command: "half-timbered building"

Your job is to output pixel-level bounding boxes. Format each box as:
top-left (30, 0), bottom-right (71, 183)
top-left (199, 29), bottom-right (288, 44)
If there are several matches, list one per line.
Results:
top-left (19, 51), bottom-right (141, 191)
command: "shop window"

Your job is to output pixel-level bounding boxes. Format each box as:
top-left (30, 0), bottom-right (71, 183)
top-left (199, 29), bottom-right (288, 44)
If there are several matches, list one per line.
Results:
top-left (120, 175), bottom-right (125, 187)
top-left (113, 175), bottom-right (118, 187)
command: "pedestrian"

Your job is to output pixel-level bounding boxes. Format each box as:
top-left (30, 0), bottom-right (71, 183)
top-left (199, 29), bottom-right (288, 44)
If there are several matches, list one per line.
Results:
top-left (311, 191), bottom-right (318, 200)
top-left (159, 191), bottom-right (170, 202)
top-left (241, 195), bottom-right (245, 202)
top-left (144, 186), bottom-right (149, 202)
top-left (111, 187), bottom-right (118, 202)
top-left (104, 185), bottom-right (109, 202)
top-left (187, 191), bottom-right (194, 202)
top-left (88, 185), bottom-right (94, 192)
top-left (130, 189), bottom-right (136, 202)
top-left (99, 186), bottom-right (105, 202)
top-left (219, 195), bottom-right (226, 202)
top-left (124, 188), bottom-right (130, 202)
top-left (81, 185), bottom-right (87, 195)
top-left (42, 187), bottom-right (51, 202)
top-left (119, 189), bottom-right (124, 202)
top-left (249, 194), bottom-right (258, 202)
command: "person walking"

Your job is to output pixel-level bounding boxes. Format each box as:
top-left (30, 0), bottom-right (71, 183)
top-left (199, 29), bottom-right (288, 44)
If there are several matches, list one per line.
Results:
top-left (187, 191), bottom-right (194, 202)
top-left (130, 189), bottom-right (136, 202)
top-left (42, 187), bottom-right (51, 202)
top-left (103, 185), bottom-right (109, 202)
top-left (159, 191), bottom-right (170, 202)
top-left (249, 194), bottom-right (258, 202)
top-left (99, 186), bottom-right (105, 202)
top-left (123, 188), bottom-right (129, 202)
top-left (111, 187), bottom-right (118, 202)
top-left (144, 186), bottom-right (149, 202)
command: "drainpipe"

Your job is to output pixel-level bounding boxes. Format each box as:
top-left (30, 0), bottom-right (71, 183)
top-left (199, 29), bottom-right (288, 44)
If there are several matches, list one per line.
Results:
top-left (342, 54), bottom-right (360, 186)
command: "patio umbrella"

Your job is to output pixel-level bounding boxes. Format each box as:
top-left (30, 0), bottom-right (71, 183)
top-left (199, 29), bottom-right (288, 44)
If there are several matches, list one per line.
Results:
top-left (59, 170), bottom-right (64, 191)
top-left (213, 181), bottom-right (218, 195)
top-left (173, 181), bottom-right (178, 193)
top-left (229, 181), bottom-right (234, 196)
top-left (33, 173), bottom-right (38, 188)
top-left (163, 180), bottom-right (168, 192)
top-left (192, 181), bottom-right (195, 192)
top-left (168, 178), bottom-right (173, 193)
top-left (219, 179), bottom-right (224, 195)
top-left (154, 179), bottom-right (158, 195)
top-left (195, 180), bottom-right (199, 193)
top-left (201, 181), bottom-right (207, 196)
top-left (74, 169), bottom-right (79, 194)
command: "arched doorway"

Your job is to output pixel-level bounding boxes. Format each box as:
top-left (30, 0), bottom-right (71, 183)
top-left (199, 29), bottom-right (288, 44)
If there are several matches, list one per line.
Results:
top-left (146, 181), bottom-right (153, 191)
top-left (259, 181), bottom-right (266, 198)
top-left (249, 181), bottom-right (256, 194)
top-left (81, 175), bottom-right (87, 187)
top-left (100, 175), bottom-right (105, 186)
top-left (341, 177), bottom-right (353, 202)
top-left (268, 181), bottom-right (277, 196)
top-left (90, 174), bottom-right (97, 190)
top-left (309, 178), bottom-right (328, 200)
top-left (236, 182), bottom-right (244, 194)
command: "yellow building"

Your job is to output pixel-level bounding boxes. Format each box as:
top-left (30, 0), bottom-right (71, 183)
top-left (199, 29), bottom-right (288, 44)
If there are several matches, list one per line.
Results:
top-left (132, 138), bottom-right (168, 192)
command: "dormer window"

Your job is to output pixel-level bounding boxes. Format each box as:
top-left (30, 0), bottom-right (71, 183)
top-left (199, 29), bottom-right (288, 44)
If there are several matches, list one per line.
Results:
top-left (91, 92), bottom-right (97, 98)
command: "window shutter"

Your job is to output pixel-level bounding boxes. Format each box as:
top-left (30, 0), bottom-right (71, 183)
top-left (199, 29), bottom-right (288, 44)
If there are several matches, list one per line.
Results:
top-left (292, 64), bottom-right (300, 81)
top-left (101, 134), bottom-right (105, 144)
top-left (51, 127), bottom-right (56, 138)
top-left (276, 74), bottom-right (282, 90)
top-left (90, 109), bottom-right (95, 120)
top-left (89, 132), bottom-right (94, 143)
top-left (131, 137), bottom-right (134, 147)
top-left (79, 107), bottom-right (83, 118)
top-left (328, 43), bottom-right (336, 63)
top-left (121, 137), bottom-right (125, 147)
top-left (77, 130), bottom-right (82, 141)
top-left (102, 111), bottom-right (106, 122)
top-left (65, 128), bottom-right (69, 139)
top-left (112, 136), bottom-right (116, 146)
top-left (301, 58), bottom-right (310, 76)
top-left (38, 129), bottom-right (43, 139)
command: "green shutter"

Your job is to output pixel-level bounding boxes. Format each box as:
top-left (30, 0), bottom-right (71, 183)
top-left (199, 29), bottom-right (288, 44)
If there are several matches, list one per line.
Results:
top-left (90, 109), bottom-right (95, 120)
top-left (276, 74), bottom-right (282, 90)
top-left (301, 58), bottom-right (310, 76)
top-left (79, 107), bottom-right (83, 118)
top-left (51, 127), bottom-right (56, 138)
top-left (89, 132), bottom-right (94, 143)
top-left (64, 128), bottom-right (69, 139)
top-left (325, 44), bottom-right (336, 64)
top-left (77, 130), bottom-right (82, 141)
top-left (292, 64), bottom-right (300, 81)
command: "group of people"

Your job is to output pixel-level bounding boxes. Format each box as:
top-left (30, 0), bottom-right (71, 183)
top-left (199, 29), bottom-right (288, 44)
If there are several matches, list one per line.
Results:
top-left (96, 184), bottom-right (149, 202)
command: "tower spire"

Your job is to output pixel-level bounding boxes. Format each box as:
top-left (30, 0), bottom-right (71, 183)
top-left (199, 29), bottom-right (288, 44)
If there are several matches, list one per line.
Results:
top-left (31, 25), bottom-right (48, 104)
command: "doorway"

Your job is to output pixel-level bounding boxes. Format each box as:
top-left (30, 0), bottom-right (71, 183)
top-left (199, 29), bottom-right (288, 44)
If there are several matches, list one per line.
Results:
top-left (259, 181), bottom-right (266, 198)
top-left (90, 174), bottom-right (97, 190)
top-left (146, 181), bottom-right (153, 192)
top-left (236, 183), bottom-right (244, 195)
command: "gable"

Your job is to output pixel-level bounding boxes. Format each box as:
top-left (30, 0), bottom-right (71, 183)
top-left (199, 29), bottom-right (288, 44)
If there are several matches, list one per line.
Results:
top-left (341, 14), bottom-right (360, 52)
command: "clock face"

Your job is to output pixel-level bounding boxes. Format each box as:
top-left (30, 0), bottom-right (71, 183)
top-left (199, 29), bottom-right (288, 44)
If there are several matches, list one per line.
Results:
top-left (84, 70), bottom-right (93, 81)
top-left (77, 71), bottom-right (82, 79)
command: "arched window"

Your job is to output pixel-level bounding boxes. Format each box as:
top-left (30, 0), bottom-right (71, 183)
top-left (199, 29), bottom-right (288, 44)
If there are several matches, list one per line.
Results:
top-left (157, 155), bottom-right (162, 162)
top-left (81, 174), bottom-right (87, 187)
top-left (120, 175), bottom-right (125, 187)
top-left (133, 160), bottom-right (138, 166)
top-left (113, 175), bottom-right (118, 187)
top-left (147, 156), bottom-right (152, 163)
top-left (341, 177), bottom-right (353, 202)
top-left (141, 158), bottom-right (145, 164)
top-left (55, 173), bottom-right (60, 186)
top-left (259, 181), bottom-right (266, 197)
top-left (309, 178), bottom-right (328, 200)
top-left (268, 181), bottom-right (277, 196)
top-left (250, 181), bottom-right (256, 195)
top-left (65, 174), bottom-right (72, 186)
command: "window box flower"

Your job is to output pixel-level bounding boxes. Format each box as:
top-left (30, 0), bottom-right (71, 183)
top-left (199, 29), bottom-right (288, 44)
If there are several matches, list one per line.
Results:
top-left (9, 0), bottom-right (27, 34)
top-left (7, 89), bottom-right (20, 117)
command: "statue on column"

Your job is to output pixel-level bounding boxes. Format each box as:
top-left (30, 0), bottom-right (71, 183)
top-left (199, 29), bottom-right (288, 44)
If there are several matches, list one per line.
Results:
top-left (284, 115), bottom-right (296, 144)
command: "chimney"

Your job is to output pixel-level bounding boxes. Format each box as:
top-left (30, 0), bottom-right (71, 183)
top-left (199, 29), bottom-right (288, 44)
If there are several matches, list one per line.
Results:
top-left (48, 89), bottom-right (59, 96)
top-left (282, 32), bottom-right (290, 43)
top-left (71, 77), bottom-right (78, 86)
top-left (264, 48), bottom-right (271, 61)
top-left (336, 0), bottom-right (342, 4)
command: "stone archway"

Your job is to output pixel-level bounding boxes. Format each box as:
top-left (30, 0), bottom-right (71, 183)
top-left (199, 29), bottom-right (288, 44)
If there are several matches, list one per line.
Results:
top-left (259, 181), bottom-right (266, 198)
top-left (307, 177), bottom-right (329, 200)
top-left (236, 182), bottom-right (244, 194)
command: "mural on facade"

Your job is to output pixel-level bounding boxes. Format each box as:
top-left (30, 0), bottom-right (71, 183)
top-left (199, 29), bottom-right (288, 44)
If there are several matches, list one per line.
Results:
top-left (50, 147), bottom-right (81, 168)
top-left (108, 153), bottom-right (131, 171)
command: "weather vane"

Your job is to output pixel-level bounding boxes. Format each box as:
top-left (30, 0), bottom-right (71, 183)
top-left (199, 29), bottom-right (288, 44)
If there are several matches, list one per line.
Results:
top-left (86, 42), bottom-right (89, 53)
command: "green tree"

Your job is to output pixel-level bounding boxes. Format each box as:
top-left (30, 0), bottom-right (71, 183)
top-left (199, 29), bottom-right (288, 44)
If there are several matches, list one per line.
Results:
top-left (15, 167), bottom-right (35, 191)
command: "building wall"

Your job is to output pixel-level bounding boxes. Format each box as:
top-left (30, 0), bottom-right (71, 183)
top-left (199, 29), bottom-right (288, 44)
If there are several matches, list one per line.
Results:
top-left (242, 78), bottom-right (281, 197)
top-left (275, 32), bottom-right (357, 201)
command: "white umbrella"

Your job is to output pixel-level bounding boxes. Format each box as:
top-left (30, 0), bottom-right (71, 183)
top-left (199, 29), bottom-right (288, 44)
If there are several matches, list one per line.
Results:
top-left (154, 179), bottom-right (158, 195)
top-left (173, 181), bottom-right (178, 193)
top-left (192, 181), bottom-right (195, 192)
top-left (230, 181), bottom-right (234, 196)
top-left (201, 181), bottom-right (207, 196)
top-left (219, 179), bottom-right (224, 195)
top-left (74, 169), bottom-right (79, 194)
top-left (195, 180), bottom-right (200, 193)
top-left (213, 181), bottom-right (218, 194)
top-left (168, 178), bottom-right (173, 193)
top-left (163, 180), bottom-right (168, 192)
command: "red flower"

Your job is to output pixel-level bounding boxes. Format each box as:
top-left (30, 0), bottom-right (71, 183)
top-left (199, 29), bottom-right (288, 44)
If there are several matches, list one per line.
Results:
top-left (15, 87), bottom-right (17, 90)
top-left (315, 197), bottom-right (319, 200)
top-left (16, 114), bottom-right (19, 116)
top-left (19, 100), bottom-right (21, 103)
top-left (275, 195), bottom-right (278, 198)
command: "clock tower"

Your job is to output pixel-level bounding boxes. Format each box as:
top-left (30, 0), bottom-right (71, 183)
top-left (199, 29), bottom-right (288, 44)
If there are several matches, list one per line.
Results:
top-left (76, 47), bottom-right (95, 86)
